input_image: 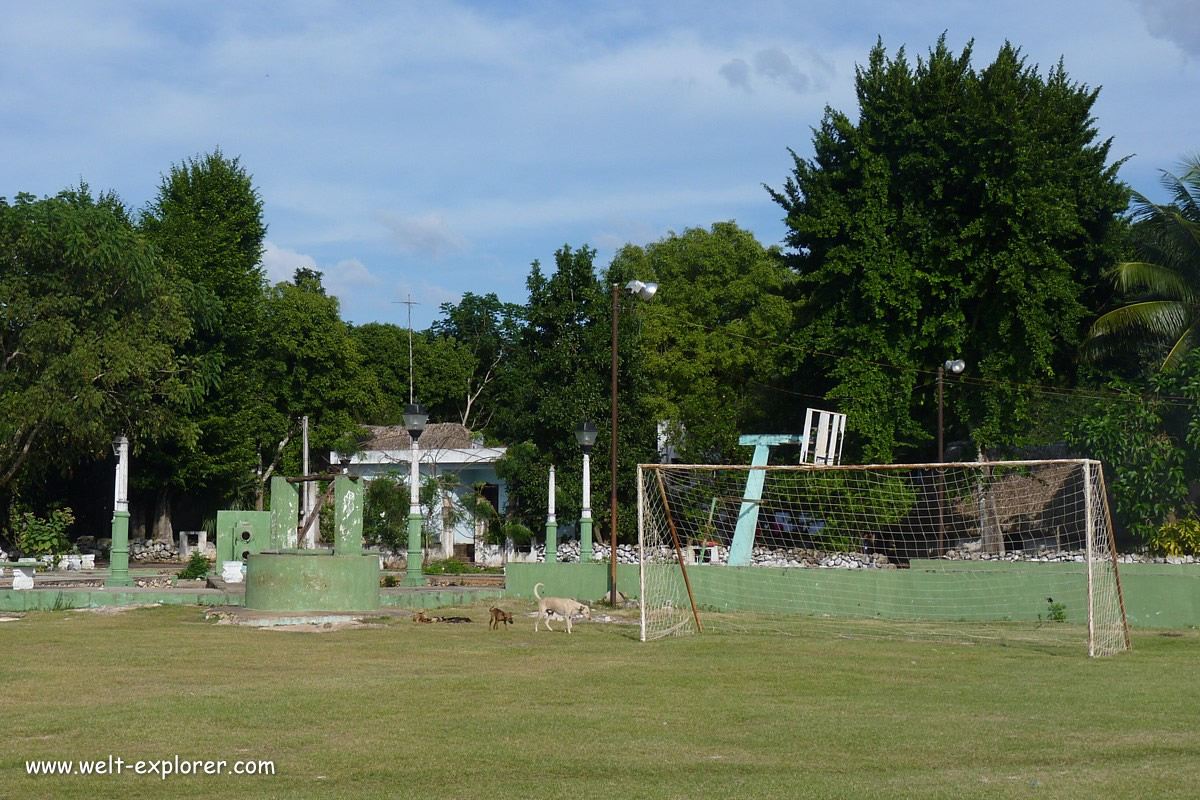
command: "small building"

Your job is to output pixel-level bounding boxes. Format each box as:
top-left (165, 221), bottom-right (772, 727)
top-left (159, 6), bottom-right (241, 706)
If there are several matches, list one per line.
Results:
top-left (331, 424), bottom-right (507, 560)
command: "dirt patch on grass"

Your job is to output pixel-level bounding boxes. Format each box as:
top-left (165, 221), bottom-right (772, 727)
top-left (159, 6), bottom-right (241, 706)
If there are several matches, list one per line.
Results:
top-left (260, 621), bottom-right (386, 634)
top-left (73, 604), bottom-right (163, 615)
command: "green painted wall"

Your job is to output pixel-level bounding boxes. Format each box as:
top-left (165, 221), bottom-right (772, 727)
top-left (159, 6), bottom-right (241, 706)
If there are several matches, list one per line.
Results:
top-left (270, 476), bottom-right (299, 549)
top-left (215, 510), bottom-right (272, 569)
top-left (0, 589), bottom-right (243, 612)
top-left (245, 552), bottom-right (380, 612)
top-left (506, 561), bottom-right (1200, 629)
top-left (505, 563), bottom-right (641, 604)
top-left (379, 588), bottom-right (506, 609)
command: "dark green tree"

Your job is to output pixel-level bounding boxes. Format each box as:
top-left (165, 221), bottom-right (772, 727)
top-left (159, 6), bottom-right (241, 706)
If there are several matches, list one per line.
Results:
top-left (1085, 156), bottom-right (1200, 370)
top-left (350, 323), bottom-right (473, 426)
top-left (494, 245), bottom-right (657, 542)
top-left (0, 188), bottom-right (190, 519)
top-left (612, 222), bottom-right (794, 462)
top-left (258, 270), bottom-right (382, 485)
top-left (137, 150), bottom-right (269, 534)
top-left (768, 37), bottom-right (1128, 462)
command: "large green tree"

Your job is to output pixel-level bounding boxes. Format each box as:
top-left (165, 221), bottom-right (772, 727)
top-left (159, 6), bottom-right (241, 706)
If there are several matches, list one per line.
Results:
top-left (768, 37), bottom-right (1128, 462)
top-left (137, 151), bottom-right (269, 534)
top-left (0, 188), bottom-right (190, 516)
top-left (1085, 156), bottom-right (1200, 370)
top-left (350, 323), bottom-right (473, 427)
top-left (612, 222), bottom-right (794, 462)
top-left (494, 245), bottom-right (657, 542)
top-left (258, 270), bottom-right (382, 486)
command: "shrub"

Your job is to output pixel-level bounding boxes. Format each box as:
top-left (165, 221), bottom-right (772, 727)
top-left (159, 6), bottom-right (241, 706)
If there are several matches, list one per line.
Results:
top-left (177, 550), bottom-right (212, 580)
top-left (1149, 518), bottom-right (1200, 557)
top-left (12, 507), bottom-right (74, 560)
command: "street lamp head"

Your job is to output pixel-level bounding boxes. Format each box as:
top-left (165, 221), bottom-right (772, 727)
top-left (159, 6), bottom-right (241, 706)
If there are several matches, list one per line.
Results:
top-left (111, 434), bottom-right (128, 457)
top-left (944, 359), bottom-right (966, 374)
top-left (403, 403), bottom-right (428, 442)
top-left (575, 421), bottom-right (598, 454)
top-left (624, 279), bottom-right (658, 301)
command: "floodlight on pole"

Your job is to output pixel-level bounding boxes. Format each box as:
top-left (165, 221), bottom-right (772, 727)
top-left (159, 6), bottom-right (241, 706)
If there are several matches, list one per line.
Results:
top-left (936, 359), bottom-right (966, 557)
top-left (610, 279), bottom-right (657, 606)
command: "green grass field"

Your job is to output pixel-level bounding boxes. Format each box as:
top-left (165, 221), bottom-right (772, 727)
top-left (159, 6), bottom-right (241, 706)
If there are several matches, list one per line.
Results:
top-left (1, 602), bottom-right (1198, 799)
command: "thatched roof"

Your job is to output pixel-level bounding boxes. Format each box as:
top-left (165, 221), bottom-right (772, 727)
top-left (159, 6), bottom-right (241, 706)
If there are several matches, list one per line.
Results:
top-left (358, 423), bottom-right (478, 451)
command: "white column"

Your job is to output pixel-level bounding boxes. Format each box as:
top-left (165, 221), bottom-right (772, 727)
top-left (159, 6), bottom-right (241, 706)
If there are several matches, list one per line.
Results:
top-left (582, 454), bottom-right (591, 517)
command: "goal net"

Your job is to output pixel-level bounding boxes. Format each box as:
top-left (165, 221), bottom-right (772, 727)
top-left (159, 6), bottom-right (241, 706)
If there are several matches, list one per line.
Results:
top-left (638, 459), bottom-right (1130, 657)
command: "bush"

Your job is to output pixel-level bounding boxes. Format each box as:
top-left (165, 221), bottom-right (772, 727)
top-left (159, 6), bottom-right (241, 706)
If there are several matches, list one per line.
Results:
top-left (12, 507), bottom-right (74, 560)
top-left (176, 550), bottom-right (212, 580)
top-left (1149, 519), bottom-right (1200, 557)
top-left (421, 558), bottom-right (501, 575)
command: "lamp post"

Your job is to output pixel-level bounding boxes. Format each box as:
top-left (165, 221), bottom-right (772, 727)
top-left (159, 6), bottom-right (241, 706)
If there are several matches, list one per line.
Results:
top-left (936, 359), bottom-right (965, 556)
top-left (106, 435), bottom-right (132, 587)
top-left (937, 359), bottom-right (966, 463)
top-left (575, 421), bottom-right (597, 562)
top-left (402, 402), bottom-right (428, 586)
top-left (610, 278), bottom-right (657, 606)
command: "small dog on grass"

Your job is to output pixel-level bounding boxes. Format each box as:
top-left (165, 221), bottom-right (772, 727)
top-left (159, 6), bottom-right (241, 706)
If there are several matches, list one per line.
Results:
top-left (489, 606), bottom-right (514, 630)
top-left (412, 610), bottom-right (434, 623)
top-left (534, 582), bottom-right (591, 634)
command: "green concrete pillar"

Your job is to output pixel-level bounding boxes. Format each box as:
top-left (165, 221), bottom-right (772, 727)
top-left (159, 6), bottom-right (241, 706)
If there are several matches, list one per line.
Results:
top-left (270, 476), bottom-right (300, 549)
top-left (545, 520), bottom-right (558, 562)
top-left (403, 511), bottom-right (425, 585)
top-left (580, 516), bottom-right (593, 562)
top-left (334, 475), bottom-right (363, 556)
top-left (106, 511), bottom-right (132, 587)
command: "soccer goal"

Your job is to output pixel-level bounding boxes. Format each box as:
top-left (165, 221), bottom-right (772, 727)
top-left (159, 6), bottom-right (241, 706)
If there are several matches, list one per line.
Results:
top-left (637, 459), bottom-right (1131, 657)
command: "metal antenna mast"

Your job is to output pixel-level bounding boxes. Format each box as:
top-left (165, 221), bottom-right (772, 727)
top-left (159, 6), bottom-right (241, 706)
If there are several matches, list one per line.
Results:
top-left (392, 295), bottom-right (421, 404)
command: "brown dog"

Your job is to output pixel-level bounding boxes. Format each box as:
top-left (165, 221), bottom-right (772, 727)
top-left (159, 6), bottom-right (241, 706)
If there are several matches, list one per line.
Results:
top-left (412, 610), bottom-right (434, 623)
top-left (489, 606), bottom-right (514, 630)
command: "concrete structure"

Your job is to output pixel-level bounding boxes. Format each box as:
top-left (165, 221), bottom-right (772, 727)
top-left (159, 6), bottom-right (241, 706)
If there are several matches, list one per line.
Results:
top-left (244, 475), bottom-right (380, 612)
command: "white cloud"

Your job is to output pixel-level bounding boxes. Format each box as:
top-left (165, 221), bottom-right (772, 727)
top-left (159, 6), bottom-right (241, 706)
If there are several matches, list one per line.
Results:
top-left (376, 212), bottom-right (471, 260)
top-left (261, 240), bottom-right (316, 285)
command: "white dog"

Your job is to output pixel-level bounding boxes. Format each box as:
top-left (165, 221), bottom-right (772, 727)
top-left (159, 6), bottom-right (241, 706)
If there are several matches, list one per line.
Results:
top-left (533, 582), bottom-right (591, 633)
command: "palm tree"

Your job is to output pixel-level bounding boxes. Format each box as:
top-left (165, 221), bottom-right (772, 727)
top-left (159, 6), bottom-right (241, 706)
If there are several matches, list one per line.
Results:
top-left (1086, 156), bottom-right (1200, 370)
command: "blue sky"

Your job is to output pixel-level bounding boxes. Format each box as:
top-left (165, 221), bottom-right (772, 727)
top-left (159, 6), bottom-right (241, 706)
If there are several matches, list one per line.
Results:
top-left (3, 1), bottom-right (1197, 330)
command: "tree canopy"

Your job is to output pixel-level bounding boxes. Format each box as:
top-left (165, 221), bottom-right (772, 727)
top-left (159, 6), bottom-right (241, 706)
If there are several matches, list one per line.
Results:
top-left (0, 188), bottom-right (190, 495)
top-left (768, 37), bottom-right (1128, 462)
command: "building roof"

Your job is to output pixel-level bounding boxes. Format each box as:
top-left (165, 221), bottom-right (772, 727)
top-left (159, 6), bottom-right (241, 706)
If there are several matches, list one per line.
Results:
top-left (335, 423), bottom-right (506, 470)
top-left (358, 423), bottom-right (478, 451)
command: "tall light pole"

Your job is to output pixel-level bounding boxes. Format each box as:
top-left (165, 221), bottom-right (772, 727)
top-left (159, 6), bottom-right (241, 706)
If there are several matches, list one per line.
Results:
top-left (402, 402), bottom-right (428, 586)
top-left (937, 359), bottom-right (966, 463)
top-left (575, 421), bottom-right (597, 562)
top-left (610, 278), bottom-right (657, 606)
top-left (106, 434), bottom-right (132, 587)
top-left (937, 358), bottom-right (965, 556)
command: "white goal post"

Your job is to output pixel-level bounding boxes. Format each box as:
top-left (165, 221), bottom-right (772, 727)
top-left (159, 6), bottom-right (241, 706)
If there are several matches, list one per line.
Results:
top-left (637, 459), bottom-right (1131, 657)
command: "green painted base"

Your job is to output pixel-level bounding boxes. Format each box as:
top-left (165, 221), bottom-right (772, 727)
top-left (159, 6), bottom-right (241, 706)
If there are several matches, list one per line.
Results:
top-left (245, 551), bottom-right (380, 612)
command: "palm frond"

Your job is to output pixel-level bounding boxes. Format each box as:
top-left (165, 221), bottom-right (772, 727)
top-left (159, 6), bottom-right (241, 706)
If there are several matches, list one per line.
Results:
top-left (1089, 300), bottom-right (1194, 339)
top-left (1108, 260), bottom-right (1199, 301)
top-left (1161, 319), bottom-right (1200, 371)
